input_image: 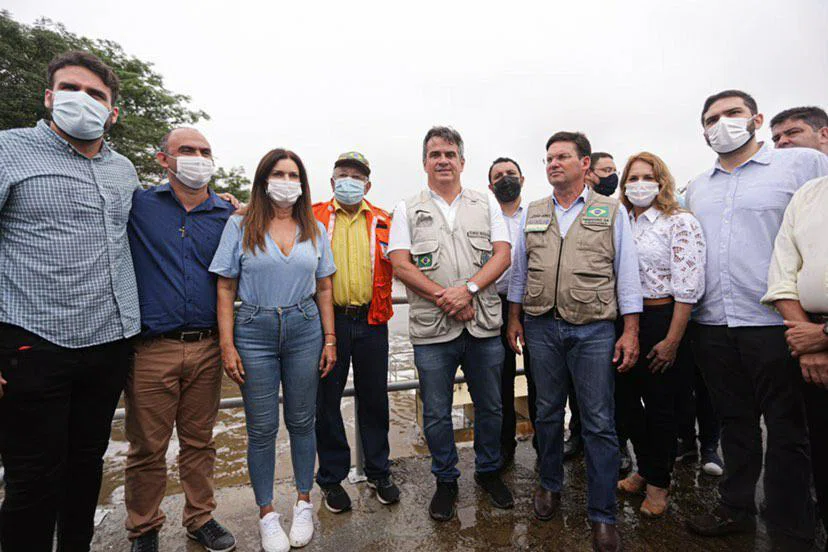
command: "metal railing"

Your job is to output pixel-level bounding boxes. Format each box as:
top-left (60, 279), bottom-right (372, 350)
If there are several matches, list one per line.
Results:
top-left (111, 295), bottom-right (526, 483)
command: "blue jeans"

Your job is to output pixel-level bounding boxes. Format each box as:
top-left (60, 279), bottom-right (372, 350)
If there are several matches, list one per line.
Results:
top-left (413, 331), bottom-right (504, 482)
top-left (524, 315), bottom-right (618, 524)
top-left (234, 299), bottom-right (322, 506)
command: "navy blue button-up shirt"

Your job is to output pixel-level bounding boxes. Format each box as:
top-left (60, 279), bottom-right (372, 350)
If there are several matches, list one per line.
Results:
top-left (128, 183), bottom-right (234, 336)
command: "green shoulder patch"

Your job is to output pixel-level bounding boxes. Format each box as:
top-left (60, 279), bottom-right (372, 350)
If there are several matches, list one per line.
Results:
top-left (416, 253), bottom-right (434, 269)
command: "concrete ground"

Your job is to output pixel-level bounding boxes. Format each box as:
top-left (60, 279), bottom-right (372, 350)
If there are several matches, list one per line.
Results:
top-left (93, 440), bottom-right (825, 551)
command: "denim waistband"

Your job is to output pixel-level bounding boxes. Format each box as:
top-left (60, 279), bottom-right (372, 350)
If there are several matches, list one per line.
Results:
top-left (238, 297), bottom-right (316, 315)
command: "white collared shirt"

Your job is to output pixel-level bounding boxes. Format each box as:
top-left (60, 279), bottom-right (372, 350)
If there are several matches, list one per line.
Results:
top-left (629, 206), bottom-right (706, 303)
top-left (496, 204), bottom-right (524, 295)
top-left (387, 188), bottom-right (510, 253)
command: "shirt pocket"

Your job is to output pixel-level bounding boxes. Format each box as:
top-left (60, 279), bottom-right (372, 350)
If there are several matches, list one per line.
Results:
top-left (468, 235), bottom-right (493, 268)
top-left (734, 180), bottom-right (794, 212)
top-left (410, 240), bottom-right (440, 272)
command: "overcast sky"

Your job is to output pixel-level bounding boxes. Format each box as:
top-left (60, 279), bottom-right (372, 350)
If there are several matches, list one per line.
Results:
top-left (6, 0), bottom-right (828, 207)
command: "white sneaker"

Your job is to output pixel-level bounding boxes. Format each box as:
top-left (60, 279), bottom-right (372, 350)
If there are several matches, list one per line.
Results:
top-left (259, 511), bottom-right (290, 552)
top-left (289, 500), bottom-right (315, 548)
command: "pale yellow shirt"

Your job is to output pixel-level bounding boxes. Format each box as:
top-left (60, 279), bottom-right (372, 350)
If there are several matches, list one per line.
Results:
top-left (331, 200), bottom-right (373, 306)
top-left (763, 176), bottom-right (828, 313)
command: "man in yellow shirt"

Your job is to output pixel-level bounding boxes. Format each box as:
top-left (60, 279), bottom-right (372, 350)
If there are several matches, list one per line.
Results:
top-left (312, 152), bottom-right (398, 513)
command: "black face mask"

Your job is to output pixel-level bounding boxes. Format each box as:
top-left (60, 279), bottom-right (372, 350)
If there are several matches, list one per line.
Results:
top-left (593, 172), bottom-right (619, 196)
top-left (493, 175), bottom-right (522, 203)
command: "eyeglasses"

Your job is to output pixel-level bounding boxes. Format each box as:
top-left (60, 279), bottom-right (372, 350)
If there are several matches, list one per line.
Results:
top-left (542, 153), bottom-right (575, 165)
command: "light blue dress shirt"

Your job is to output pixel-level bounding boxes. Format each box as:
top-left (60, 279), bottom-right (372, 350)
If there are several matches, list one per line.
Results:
top-left (507, 187), bottom-right (643, 316)
top-left (0, 121), bottom-right (141, 348)
top-left (686, 143), bottom-right (828, 327)
top-left (209, 215), bottom-right (336, 308)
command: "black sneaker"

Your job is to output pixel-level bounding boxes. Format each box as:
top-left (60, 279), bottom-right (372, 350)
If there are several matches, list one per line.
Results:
top-left (367, 476), bottom-right (400, 505)
top-left (186, 519), bottom-right (236, 552)
top-left (686, 505), bottom-right (755, 537)
top-left (429, 481), bottom-right (459, 521)
top-left (320, 482), bottom-right (352, 513)
top-left (474, 471), bottom-right (515, 509)
top-left (131, 530), bottom-right (159, 552)
top-left (676, 437), bottom-right (699, 461)
top-left (701, 447), bottom-right (724, 476)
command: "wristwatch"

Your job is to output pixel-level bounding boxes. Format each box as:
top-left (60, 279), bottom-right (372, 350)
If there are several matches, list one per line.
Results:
top-left (466, 281), bottom-right (480, 296)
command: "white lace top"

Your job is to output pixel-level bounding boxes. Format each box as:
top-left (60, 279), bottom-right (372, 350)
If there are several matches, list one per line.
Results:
top-left (629, 207), bottom-right (706, 303)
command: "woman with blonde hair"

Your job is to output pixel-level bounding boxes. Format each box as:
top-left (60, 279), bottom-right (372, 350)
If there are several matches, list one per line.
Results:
top-left (210, 148), bottom-right (336, 552)
top-left (615, 152), bottom-right (706, 517)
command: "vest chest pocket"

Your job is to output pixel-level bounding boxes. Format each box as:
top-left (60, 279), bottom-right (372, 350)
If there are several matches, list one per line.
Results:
top-left (410, 240), bottom-right (440, 272)
top-left (468, 235), bottom-right (493, 267)
top-left (576, 220), bottom-right (613, 258)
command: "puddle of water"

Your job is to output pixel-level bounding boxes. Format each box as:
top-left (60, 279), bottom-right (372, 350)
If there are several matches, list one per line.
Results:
top-left (99, 302), bottom-right (535, 505)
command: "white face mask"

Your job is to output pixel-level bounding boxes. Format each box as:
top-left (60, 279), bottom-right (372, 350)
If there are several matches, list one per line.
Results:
top-left (625, 180), bottom-right (660, 207)
top-left (50, 90), bottom-right (111, 140)
top-left (170, 155), bottom-right (214, 189)
top-left (705, 116), bottom-right (755, 154)
top-left (267, 178), bottom-right (302, 207)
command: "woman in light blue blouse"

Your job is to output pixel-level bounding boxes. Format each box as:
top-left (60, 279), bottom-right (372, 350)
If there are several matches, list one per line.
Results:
top-left (210, 148), bottom-right (336, 552)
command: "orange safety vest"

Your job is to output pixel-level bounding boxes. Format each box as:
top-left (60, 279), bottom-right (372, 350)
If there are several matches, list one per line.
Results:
top-left (312, 199), bottom-right (394, 325)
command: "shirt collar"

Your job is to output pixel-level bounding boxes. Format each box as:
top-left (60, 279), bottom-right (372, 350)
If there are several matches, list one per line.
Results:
top-left (36, 119), bottom-right (112, 160)
top-left (552, 185), bottom-right (589, 209)
top-left (710, 141), bottom-right (772, 176)
top-left (152, 181), bottom-right (232, 213)
top-left (631, 206), bottom-right (662, 223)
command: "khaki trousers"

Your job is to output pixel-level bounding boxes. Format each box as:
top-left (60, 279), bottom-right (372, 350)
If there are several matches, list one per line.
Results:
top-left (124, 336), bottom-right (222, 539)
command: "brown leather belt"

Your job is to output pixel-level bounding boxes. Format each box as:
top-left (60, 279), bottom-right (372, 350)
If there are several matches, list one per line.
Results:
top-left (644, 297), bottom-right (674, 307)
top-left (161, 328), bottom-right (217, 342)
top-left (334, 304), bottom-right (370, 319)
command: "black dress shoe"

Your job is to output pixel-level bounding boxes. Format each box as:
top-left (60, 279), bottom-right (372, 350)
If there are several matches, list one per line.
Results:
top-left (686, 505), bottom-right (755, 537)
top-left (563, 435), bottom-right (583, 459)
top-left (131, 530), bottom-right (159, 552)
top-left (591, 522), bottom-right (620, 552)
top-left (618, 444), bottom-right (632, 476)
top-left (533, 487), bottom-right (561, 521)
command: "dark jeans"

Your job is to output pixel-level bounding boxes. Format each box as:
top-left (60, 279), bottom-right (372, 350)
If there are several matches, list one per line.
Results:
top-left (803, 381), bottom-right (828, 540)
top-left (499, 297), bottom-right (537, 455)
top-left (676, 322), bottom-right (720, 450)
top-left (413, 331), bottom-right (504, 481)
top-left (616, 304), bottom-right (683, 488)
top-left (568, 344), bottom-right (628, 447)
top-left (525, 315), bottom-right (618, 524)
top-left (316, 313), bottom-right (391, 485)
top-left (695, 324), bottom-right (814, 541)
top-left (0, 323), bottom-right (131, 552)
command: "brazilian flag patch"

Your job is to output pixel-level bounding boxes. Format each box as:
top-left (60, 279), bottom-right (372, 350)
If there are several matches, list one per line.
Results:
top-left (417, 253), bottom-right (433, 269)
top-left (582, 205), bottom-right (611, 227)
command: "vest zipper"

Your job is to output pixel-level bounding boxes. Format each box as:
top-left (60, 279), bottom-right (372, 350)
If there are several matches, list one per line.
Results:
top-left (552, 236), bottom-right (564, 312)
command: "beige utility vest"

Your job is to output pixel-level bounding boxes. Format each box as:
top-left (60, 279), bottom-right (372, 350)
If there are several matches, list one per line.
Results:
top-left (522, 192), bottom-right (619, 324)
top-left (405, 189), bottom-right (502, 345)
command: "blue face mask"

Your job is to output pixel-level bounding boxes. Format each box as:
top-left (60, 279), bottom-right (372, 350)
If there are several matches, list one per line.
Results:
top-left (333, 177), bottom-right (366, 205)
top-left (50, 90), bottom-right (112, 140)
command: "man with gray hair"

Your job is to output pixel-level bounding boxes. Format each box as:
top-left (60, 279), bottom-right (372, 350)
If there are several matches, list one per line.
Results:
top-left (125, 128), bottom-right (236, 552)
top-left (388, 126), bottom-right (513, 521)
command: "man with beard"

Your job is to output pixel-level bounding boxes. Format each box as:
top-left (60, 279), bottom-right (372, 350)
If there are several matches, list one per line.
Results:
top-left (487, 157), bottom-right (538, 468)
top-left (0, 51), bottom-right (141, 551)
top-left (684, 89), bottom-right (828, 550)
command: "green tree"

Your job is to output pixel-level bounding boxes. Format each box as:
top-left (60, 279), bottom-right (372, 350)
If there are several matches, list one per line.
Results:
top-left (0, 11), bottom-right (213, 183)
top-left (212, 166), bottom-right (251, 203)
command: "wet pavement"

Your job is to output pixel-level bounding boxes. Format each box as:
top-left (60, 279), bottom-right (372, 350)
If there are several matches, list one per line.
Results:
top-left (92, 439), bottom-right (825, 551)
